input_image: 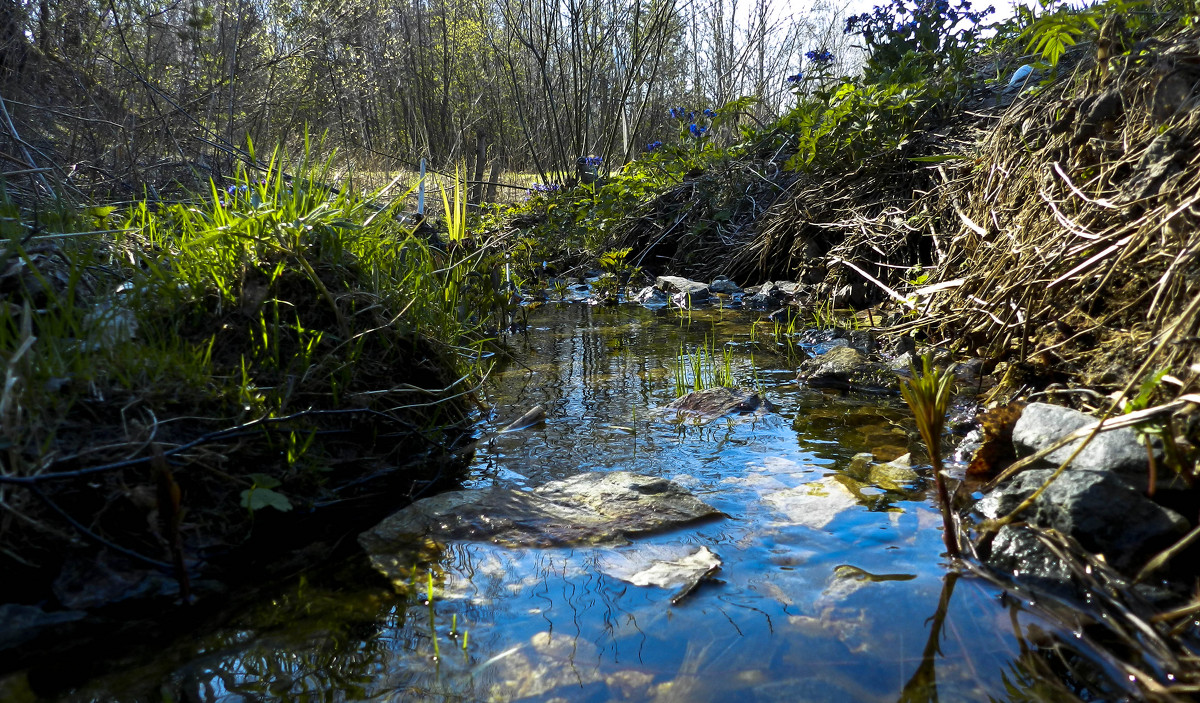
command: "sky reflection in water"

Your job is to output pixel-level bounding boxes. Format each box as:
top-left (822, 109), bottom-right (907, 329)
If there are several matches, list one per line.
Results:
top-left (55, 304), bottom-right (1133, 703)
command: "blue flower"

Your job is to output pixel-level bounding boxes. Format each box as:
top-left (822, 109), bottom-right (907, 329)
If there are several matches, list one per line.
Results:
top-left (703, 108), bottom-right (716, 117)
top-left (805, 49), bottom-right (835, 64)
top-left (688, 124), bottom-right (708, 138)
top-left (646, 140), bottom-right (663, 152)
top-left (787, 72), bottom-right (803, 83)
top-left (583, 155), bottom-right (603, 167)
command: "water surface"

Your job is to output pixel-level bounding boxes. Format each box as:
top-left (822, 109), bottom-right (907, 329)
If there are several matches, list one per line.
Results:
top-left (50, 304), bottom-right (1131, 702)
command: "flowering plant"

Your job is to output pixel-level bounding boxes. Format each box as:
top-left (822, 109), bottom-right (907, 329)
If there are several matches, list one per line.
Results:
top-left (844, 0), bottom-right (993, 79)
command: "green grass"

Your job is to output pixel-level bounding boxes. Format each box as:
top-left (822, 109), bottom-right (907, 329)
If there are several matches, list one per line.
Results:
top-left (673, 337), bottom-right (735, 396)
top-left (0, 142), bottom-right (506, 548)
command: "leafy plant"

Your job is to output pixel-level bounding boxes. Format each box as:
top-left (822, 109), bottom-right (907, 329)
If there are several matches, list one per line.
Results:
top-left (898, 354), bottom-right (960, 558)
top-left (240, 473), bottom-right (293, 513)
top-left (439, 163), bottom-right (470, 243)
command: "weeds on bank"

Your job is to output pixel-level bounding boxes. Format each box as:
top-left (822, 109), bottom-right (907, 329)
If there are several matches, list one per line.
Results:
top-left (0, 144), bottom-right (503, 565)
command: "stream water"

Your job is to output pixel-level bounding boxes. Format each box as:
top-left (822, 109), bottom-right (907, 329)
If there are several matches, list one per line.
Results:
top-left (41, 303), bottom-right (1135, 702)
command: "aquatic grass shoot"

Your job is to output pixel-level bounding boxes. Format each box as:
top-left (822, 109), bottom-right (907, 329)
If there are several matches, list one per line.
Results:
top-left (898, 353), bottom-right (959, 558)
top-left (673, 337), bottom-right (735, 396)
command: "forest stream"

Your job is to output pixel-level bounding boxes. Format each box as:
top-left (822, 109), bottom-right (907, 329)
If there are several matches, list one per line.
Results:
top-left (23, 302), bottom-right (1138, 702)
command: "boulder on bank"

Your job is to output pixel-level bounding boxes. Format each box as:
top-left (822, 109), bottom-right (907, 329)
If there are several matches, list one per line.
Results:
top-left (1012, 402), bottom-right (1153, 476)
top-left (977, 468), bottom-right (1188, 572)
top-left (360, 471), bottom-right (723, 554)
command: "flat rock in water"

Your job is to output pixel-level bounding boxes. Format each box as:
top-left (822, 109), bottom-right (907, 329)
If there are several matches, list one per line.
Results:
top-left (1012, 402), bottom-right (1152, 476)
top-left (360, 471), bottom-right (723, 554)
top-left (664, 386), bottom-right (776, 421)
top-left (977, 468), bottom-right (1187, 571)
top-left (599, 544), bottom-right (721, 590)
top-left (798, 347), bottom-right (895, 392)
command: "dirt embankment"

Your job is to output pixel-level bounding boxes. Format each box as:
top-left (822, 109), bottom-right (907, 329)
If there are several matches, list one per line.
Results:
top-left (618, 25), bottom-right (1200, 405)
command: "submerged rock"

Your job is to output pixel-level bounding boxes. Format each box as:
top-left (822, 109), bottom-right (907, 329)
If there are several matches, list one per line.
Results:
top-left (360, 471), bottom-right (723, 555)
top-left (977, 468), bottom-right (1187, 571)
top-left (664, 386), bottom-right (776, 421)
top-left (0, 603), bottom-right (86, 651)
top-left (798, 346), bottom-right (896, 392)
top-left (599, 544), bottom-right (722, 599)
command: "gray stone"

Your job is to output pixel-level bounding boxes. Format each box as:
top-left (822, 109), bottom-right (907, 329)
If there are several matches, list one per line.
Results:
top-left (977, 468), bottom-right (1187, 571)
top-left (664, 387), bottom-right (776, 421)
top-left (631, 285), bottom-right (667, 307)
top-left (798, 346), bottom-right (896, 392)
top-left (745, 282), bottom-right (785, 310)
top-left (360, 471), bottom-right (723, 554)
top-left (0, 603), bottom-right (86, 651)
top-left (986, 525), bottom-right (1078, 599)
top-left (654, 275), bottom-right (710, 302)
top-left (709, 276), bottom-right (742, 295)
top-left (1013, 402), bottom-right (1151, 476)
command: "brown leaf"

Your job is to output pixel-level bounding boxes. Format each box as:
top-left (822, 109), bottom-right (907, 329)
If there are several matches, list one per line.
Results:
top-left (966, 403), bottom-right (1026, 479)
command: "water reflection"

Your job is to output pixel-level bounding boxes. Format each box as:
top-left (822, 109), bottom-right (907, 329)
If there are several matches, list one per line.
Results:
top-left (46, 304), bottom-right (1138, 702)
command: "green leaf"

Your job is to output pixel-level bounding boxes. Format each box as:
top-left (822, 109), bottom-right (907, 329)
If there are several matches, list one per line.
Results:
top-left (241, 486), bottom-right (293, 512)
top-left (247, 472), bottom-right (281, 489)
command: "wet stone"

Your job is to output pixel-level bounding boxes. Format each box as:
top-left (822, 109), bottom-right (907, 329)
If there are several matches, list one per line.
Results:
top-left (0, 603), bottom-right (87, 651)
top-left (977, 468), bottom-right (1187, 571)
top-left (654, 275), bottom-right (710, 303)
top-left (709, 276), bottom-right (742, 295)
top-left (798, 346), bottom-right (896, 392)
top-left (360, 471), bottom-right (723, 558)
top-left (663, 386), bottom-right (776, 421)
top-left (631, 285), bottom-right (668, 307)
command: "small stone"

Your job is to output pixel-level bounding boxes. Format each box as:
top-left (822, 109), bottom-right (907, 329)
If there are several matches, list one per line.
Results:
top-left (654, 275), bottom-right (710, 302)
top-left (798, 347), bottom-right (895, 392)
top-left (664, 387), bottom-right (775, 421)
top-left (709, 276), bottom-right (741, 295)
top-left (631, 285), bottom-right (667, 307)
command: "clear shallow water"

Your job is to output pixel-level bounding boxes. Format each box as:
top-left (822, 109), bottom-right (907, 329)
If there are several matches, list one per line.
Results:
top-left (49, 304), bottom-right (1133, 702)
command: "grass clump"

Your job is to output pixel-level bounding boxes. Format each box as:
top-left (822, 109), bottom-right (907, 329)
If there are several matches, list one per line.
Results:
top-left (673, 337), bottom-right (735, 396)
top-left (0, 146), bottom-right (503, 598)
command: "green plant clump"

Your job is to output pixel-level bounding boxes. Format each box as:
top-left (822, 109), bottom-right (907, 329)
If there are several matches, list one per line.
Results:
top-left (0, 144), bottom-right (503, 578)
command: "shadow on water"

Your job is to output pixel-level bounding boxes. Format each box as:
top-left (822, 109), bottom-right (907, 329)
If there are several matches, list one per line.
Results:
top-left (18, 303), bottom-right (1141, 702)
